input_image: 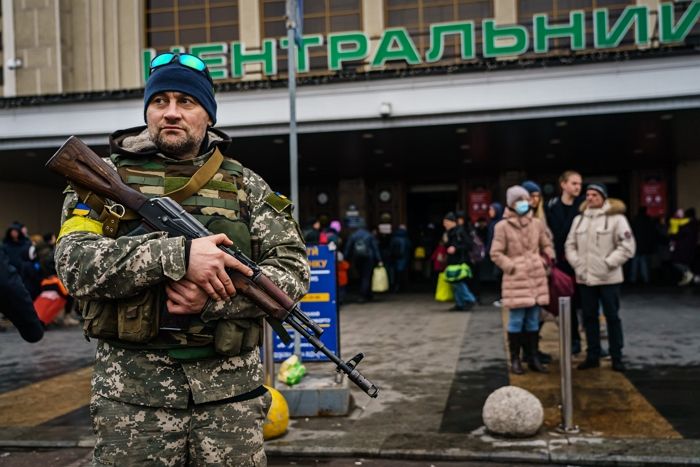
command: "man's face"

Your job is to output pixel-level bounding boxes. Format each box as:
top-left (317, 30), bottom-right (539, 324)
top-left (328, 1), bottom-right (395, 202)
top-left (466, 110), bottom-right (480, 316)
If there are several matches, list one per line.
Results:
top-left (561, 174), bottom-right (582, 198)
top-left (9, 229), bottom-right (19, 241)
top-left (586, 190), bottom-right (605, 209)
top-left (443, 219), bottom-right (456, 230)
top-left (146, 91), bottom-right (211, 158)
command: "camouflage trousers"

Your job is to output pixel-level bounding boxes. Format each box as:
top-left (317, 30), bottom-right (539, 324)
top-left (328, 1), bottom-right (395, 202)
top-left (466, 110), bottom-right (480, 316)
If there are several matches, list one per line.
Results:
top-left (90, 390), bottom-right (272, 466)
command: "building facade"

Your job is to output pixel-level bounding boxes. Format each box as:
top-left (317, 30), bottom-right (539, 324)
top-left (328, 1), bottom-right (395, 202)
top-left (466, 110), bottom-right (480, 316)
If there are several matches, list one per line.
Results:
top-left (1, 0), bottom-right (699, 235)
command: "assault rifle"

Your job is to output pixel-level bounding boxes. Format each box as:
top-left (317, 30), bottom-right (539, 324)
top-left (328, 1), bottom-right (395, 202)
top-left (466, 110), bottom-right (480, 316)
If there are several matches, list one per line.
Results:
top-left (46, 136), bottom-right (379, 398)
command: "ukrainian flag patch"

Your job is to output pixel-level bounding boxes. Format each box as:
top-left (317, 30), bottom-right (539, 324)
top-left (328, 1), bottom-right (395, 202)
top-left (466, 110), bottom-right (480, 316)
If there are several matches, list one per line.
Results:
top-left (72, 202), bottom-right (91, 216)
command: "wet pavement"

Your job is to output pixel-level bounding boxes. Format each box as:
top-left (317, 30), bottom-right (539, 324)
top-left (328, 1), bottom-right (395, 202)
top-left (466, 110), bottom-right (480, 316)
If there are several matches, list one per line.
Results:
top-left (0, 326), bottom-right (95, 393)
top-left (0, 286), bottom-right (699, 465)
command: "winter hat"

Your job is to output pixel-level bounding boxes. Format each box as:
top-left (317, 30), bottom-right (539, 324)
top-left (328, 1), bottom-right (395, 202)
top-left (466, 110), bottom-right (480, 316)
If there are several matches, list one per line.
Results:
top-left (443, 211), bottom-right (457, 222)
top-left (586, 183), bottom-right (608, 199)
top-left (330, 220), bottom-right (342, 233)
top-left (506, 185), bottom-right (530, 207)
top-left (521, 180), bottom-right (542, 194)
top-left (144, 61), bottom-right (217, 125)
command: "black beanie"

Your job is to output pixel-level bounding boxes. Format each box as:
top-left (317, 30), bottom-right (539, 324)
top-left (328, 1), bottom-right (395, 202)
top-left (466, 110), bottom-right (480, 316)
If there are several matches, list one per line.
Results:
top-left (586, 183), bottom-right (608, 199)
top-left (144, 62), bottom-right (217, 125)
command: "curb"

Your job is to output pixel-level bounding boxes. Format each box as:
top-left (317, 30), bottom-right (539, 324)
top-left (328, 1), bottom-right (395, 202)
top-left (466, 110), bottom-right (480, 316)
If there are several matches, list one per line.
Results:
top-left (1, 436), bottom-right (698, 466)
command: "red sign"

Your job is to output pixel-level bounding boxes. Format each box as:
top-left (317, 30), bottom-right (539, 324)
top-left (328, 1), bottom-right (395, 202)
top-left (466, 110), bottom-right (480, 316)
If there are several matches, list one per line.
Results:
top-left (640, 180), bottom-right (666, 218)
top-left (468, 189), bottom-right (491, 223)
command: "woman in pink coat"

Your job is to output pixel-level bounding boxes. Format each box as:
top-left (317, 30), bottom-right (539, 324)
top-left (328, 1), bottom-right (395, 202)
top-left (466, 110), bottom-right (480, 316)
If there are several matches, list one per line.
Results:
top-left (490, 186), bottom-right (555, 374)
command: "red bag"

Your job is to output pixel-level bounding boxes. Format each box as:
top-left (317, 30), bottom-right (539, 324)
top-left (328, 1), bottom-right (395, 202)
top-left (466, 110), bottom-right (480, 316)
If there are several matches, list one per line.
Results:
top-left (431, 244), bottom-right (448, 272)
top-left (547, 266), bottom-right (575, 316)
top-left (33, 276), bottom-right (69, 325)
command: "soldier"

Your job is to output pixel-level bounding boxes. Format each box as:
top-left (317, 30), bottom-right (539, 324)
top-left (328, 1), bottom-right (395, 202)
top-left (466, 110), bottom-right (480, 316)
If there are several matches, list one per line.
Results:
top-left (55, 53), bottom-right (310, 466)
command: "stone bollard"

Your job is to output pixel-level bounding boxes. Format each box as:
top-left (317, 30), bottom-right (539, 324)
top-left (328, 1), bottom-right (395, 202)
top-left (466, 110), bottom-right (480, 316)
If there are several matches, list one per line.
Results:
top-left (482, 385), bottom-right (544, 437)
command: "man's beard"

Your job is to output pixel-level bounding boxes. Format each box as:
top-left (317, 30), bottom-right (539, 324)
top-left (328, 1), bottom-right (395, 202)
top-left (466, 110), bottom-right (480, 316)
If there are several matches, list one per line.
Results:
top-left (152, 129), bottom-right (204, 159)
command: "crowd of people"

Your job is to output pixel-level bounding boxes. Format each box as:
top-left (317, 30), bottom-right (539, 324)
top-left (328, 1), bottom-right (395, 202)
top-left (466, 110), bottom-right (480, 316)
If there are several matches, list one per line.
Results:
top-left (303, 214), bottom-right (413, 304)
top-left (304, 170), bottom-right (698, 377)
top-left (1, 221), bottom-right (77, 342)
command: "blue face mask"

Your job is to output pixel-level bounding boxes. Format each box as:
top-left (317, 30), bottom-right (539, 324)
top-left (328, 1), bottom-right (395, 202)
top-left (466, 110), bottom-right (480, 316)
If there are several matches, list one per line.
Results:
top-left (514, 200), bottom-right (530, 216)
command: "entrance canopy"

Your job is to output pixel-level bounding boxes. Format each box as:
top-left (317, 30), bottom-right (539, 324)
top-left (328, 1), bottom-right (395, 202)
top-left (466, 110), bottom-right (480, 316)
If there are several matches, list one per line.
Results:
top-left (1, 55), bottom-right (699, 149)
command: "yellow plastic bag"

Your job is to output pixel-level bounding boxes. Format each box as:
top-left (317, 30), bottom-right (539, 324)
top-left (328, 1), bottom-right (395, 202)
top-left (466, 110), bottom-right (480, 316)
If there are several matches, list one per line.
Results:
top-left (434, 272), bottom-right (454, 302)
top-left (371, 265), bottom-right (389, 293)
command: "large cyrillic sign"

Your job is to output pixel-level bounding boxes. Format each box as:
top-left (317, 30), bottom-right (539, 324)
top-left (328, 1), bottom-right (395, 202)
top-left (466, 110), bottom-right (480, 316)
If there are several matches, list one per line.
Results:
top-left (142, 2), bottom-right (700, 82)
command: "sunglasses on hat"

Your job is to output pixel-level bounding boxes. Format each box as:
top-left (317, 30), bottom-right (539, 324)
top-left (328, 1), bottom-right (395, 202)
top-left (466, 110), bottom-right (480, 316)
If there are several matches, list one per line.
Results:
top-left (149, 53), bottom-right (213, 85)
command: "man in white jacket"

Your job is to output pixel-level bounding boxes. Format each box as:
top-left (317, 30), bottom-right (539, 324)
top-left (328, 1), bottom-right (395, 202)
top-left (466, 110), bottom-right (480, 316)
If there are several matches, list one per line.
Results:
top-left (565, 183), bottom-right (636, 371)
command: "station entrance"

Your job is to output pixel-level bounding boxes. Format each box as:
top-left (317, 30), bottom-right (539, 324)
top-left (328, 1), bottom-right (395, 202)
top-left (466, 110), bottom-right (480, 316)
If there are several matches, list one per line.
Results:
top-left (0, 108), bottom-right (697, 243)
top-left (224, 108), bottom-right (697, 239)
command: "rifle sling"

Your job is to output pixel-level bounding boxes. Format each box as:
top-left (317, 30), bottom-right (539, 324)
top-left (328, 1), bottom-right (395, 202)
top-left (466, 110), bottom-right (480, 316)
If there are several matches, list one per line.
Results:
top-left (72, 149), bottom-right (225, 238)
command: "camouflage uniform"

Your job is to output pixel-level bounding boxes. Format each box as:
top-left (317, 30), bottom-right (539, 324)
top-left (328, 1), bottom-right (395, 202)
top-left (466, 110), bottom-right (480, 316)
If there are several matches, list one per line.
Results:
top-left (55, 127), bottom-right (310, 466)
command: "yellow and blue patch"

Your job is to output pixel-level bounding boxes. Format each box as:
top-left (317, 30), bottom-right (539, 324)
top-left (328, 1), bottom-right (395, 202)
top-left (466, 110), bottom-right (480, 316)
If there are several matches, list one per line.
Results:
top-left (72, 202), bottom-right (91, 217)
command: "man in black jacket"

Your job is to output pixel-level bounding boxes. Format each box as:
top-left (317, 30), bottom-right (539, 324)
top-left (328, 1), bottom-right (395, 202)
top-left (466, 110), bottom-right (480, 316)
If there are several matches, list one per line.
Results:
top-left (545, 170), bottom-right (584, 353)
top-left (0, 248), bottom-right (44, 342)
top-left (444, 212), bottom-right (476, 311)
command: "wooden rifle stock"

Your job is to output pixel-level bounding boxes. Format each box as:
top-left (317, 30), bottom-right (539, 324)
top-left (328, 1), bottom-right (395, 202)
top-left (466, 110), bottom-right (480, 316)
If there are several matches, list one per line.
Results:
top-left (46, 136), bottom-right (148, 212)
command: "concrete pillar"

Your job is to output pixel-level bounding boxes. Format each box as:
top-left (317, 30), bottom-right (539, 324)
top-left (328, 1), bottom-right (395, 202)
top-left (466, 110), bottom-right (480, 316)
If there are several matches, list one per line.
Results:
top-left (362, 0), bottom-right (384, 71)
top-left (494, 0), bottom-right (517, 24)
top-left (13, 0), bottom-right (63, 96)
top-left (493, 0), bottom-right (518, 60)
top-left (60, 0), bottom-right (142, 93)
top-left (2, 0), bottom-right (17, 96)
top-left (239, 0), bottom-right (263, 80)
top-left (637, 0), bottom-right (660, 48)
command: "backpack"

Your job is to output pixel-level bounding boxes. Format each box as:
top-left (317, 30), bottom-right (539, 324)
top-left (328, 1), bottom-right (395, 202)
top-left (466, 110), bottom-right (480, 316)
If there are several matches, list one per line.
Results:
top-left (353, 236), bottom-right (371, 258)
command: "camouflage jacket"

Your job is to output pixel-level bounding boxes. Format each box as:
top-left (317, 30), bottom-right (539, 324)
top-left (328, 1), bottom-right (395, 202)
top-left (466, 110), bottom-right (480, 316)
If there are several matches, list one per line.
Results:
top-left (55, 127), bottom-right (310, 408)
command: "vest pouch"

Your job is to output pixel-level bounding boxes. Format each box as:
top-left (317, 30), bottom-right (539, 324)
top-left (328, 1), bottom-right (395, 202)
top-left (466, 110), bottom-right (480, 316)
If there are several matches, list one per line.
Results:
top-left (81, 300), bottom-right (119, 340)
top-left (206, 218), bottom-right (253, 259)
top-left (214, 319), bottom-right (261, 356)
top-left (117, 288), bottom-right (160, 343)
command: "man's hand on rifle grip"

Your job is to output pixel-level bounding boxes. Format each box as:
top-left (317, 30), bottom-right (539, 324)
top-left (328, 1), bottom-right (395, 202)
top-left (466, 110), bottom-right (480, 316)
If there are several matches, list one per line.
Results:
top-left (165, 279), bottom-right (209, 314)
top-left (185, 234), bottom-right (253, 301)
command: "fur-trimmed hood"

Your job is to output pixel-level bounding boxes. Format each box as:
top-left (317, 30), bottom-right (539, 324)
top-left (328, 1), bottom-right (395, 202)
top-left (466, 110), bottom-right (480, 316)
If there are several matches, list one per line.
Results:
top-left (580, 198), bottom-right (627, 216)
top-left (108, 125), bottom-right (231, 159)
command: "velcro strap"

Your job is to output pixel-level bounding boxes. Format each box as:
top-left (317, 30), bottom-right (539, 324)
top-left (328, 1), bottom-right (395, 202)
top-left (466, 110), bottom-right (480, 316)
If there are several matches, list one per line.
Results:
top-left (182, 196), bottom-right (239, 210)
top-left (126, 175), bottom-right (163, 186)
top-left (111, 156), bottom-right (165, 170)
top-left (164, 177), bottom-right (238, 193)
top-left (221, 159), bottom-right (244, 175)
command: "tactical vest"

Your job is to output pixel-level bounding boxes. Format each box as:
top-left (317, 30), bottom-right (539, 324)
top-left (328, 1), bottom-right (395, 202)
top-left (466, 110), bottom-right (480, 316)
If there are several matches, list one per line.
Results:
top-left (80, 148), bottom-right (263, 359)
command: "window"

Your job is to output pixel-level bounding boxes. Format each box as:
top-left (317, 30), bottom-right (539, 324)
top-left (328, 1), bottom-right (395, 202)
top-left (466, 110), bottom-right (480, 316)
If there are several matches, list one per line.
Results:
top-left (385, 0), bottom-right (492, 66)
top-left (146, 0), bottom-right (239, 52)
top-left (517, 0), bottom-right (636, 53)
top-left (261, 0), bottom-right (362, 74)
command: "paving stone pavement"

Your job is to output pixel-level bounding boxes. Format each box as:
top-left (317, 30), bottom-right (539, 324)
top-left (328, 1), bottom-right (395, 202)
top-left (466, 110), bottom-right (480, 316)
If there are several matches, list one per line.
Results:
top-left (0, 287), bottom-right (699, 465)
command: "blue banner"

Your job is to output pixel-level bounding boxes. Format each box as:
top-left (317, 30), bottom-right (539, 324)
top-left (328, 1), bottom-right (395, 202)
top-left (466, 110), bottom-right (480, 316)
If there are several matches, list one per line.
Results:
top-left (273, 244), bottom-right (339, 362)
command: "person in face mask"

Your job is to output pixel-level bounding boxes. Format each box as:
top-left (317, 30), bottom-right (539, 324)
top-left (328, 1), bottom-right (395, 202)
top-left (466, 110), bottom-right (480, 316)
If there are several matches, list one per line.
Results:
top-left (490, 186), bottom-right (555, 375)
